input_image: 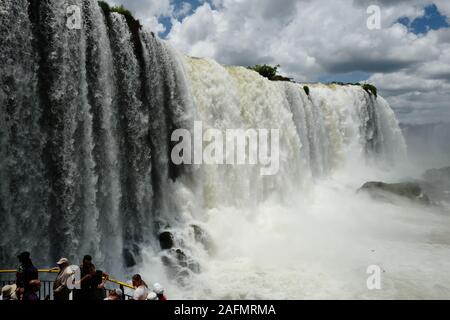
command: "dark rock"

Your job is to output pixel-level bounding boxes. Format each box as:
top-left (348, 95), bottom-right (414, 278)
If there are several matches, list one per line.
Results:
top-left (160, 248), bottom-right (200, 279)
top-left (161, 255), bottom-right (173, 267)
top-left (359, 181), bottom-right (430, 205)
top-left (123, 248), bottom-right (137, 268)
top-left (175, 249), bottom-right (188, 267)
top-left (188, 261), bottom-right (201, 274)
top-left (191, 224), bottom-right (214, 251)
top-left (177, 269), bottom-right (191, 278)
top-left (159, 231), bottom-right (174, 250)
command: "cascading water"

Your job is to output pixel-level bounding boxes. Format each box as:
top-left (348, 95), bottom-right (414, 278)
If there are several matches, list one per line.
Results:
top-left (2, 0), bottom-right (450, 299)
top-left (0, 0), bottom-right (49, 264)
top-left (0, 0), bottom-right (200, 274)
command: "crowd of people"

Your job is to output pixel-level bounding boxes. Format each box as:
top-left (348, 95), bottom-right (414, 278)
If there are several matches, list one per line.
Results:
top-left (0, 252), bottom-right (168, 301)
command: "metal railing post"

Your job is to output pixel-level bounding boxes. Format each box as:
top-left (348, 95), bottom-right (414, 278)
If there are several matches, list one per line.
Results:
top-left (1, 268), bottom-right (135, 300)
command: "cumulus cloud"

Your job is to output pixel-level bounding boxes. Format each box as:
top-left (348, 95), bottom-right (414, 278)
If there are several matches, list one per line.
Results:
top-left (369, 28), bottom-right (450, 124)
top-left (108, 0), bottom-right (174, 33)
top-left (108, 0), bottom-right (450, 125)
top-left (168, 1), bottom-right (431, 75)
top-left (174, 2), bottom-right (193, 19)
top-left (165, 0), bottom-right (450, 124)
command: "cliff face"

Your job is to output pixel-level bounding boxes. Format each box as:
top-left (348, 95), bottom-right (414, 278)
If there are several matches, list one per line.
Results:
top-left (0, 0), bottom-right (406, 275)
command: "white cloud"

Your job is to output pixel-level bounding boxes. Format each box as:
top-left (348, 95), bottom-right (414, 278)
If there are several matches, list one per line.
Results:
top-left (174, 2), bottom-right (192, 19)
top-left (103, 1), bottom-right (450, 124)
top-left (108, 0), bottom-right (174, 32)
top-left (166, 0), bottom-right (450, 124)
top-left (369, 28), bottom-right (450, 125)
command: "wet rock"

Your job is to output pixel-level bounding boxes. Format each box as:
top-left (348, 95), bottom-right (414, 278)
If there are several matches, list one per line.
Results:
top-left (161, 254), bottom-right (174, 268)
top-left (175, 249), bottom-right (188, 267)
top-left (359, 181), bottom-right (430, 205)
top-left (188, 261), bottom-right (201, 274)
top-left (160, 248), bottom-right (200, 278)
top-left (191, 224), bottom-right (214, 253)
top-left (177, 269), bottom-right (191, 278)
top-left (123, 248), bottom-right (137, 268)
top-left (159, 231), bottom-right (174, 250)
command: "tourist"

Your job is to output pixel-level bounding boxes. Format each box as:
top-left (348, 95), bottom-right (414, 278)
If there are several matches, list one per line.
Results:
top-left (53, 258), bottom-right (72, 301)
top-left (153, 283), bottom-right (167, 300)
top-left (92, 269), bottom-right (108, 300)
top-left (147, 291), bottom-right (158, 300)
top-left (104, 291), bottom-right (119, 301)
top-left (23, 280), bottom-right (40, 301)
top-left (115, 288), bottom-right (123, 300)
top-left (73, 255), bottom-right (96, 300)
top-left (16, 252), bottom-right (38, 300)
top-left (131, 274), bottom-right (149, 300)
top-left (104, 288), bottom-right (122, 301)
top-left (1, 284), bottom-right (18, 300)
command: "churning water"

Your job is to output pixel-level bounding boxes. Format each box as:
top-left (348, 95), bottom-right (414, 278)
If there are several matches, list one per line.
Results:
top-left (1, 0), bottom-right (449, 299)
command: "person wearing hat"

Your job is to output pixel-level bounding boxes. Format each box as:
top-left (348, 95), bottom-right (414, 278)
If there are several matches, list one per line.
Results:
top-left (147, 291), bottom-right (158, 301)
top-left (1, 284), bottom-right (18, 300)
top-left (153, 283), bottom-right (167, 301)
top-left (16, 251), bottom-right (38, 300)
top-left (104, 288), bottom-right (123, 301)
top-left (53, 258), bottom-right (72, 301)
top-left (23, 280), bottom-right (41, 301)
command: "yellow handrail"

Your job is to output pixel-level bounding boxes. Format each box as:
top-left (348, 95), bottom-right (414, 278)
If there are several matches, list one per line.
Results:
top-left (0, 268), bottom-right (60, 274)
top-left (0, 268), bottom-right (135, 290)
top-left (106, 278), bottom-right (134, 289)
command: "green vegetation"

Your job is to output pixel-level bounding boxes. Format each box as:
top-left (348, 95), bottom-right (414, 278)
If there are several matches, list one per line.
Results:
top-left (110, 5), bottom-right (133, 19)
top-left (303, 86), bottom-right (310, 96)
top-left (98, 1), bottom-right (111, 14)
top-left (328, 81), bottom-right (361, 86)
top-left (362, 83), bottom-right (378, 97)
top-left (248, 64), bottom-right (293, 82)
top-left (98, 1), bottom-right (142, 30)
top-left (326, 81), bottom-right (378, 98)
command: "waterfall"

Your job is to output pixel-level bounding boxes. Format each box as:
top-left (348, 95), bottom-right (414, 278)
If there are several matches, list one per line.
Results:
top-left (83, 0), bottom-right (122, 272)
top-left (0, 0), bottom-right (407, 282)
top-left (0, 0), bottom-right (48, 264)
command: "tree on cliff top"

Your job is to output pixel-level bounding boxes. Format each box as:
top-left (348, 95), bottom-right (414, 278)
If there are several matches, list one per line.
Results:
top-left (248, 64), bottom-right (293, 82)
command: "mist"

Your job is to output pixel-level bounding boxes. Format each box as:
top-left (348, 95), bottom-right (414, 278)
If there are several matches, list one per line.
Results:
top-left (137, 57), bottom-right (450, 300)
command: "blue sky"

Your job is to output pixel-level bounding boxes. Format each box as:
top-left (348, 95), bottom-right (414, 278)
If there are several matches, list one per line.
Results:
top-left (162, 2), bottom-right (450, 41)
top-left (158, 2), bottom-right (450, 86)
top-left (318, 3), bottom-right (449, 84)
top-left (399, 4), bottom-right (449, 35)
top-left (159, 0), bottom-right (202, 37)
top-left (112, 0), bottom-right (450, 124)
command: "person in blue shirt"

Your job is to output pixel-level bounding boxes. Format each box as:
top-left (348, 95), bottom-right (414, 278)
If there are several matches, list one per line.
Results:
top-left (16, 251), bottom-right (39, 300)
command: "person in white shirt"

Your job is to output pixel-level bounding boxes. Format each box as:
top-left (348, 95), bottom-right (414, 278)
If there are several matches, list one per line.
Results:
top-left (104, 288), bottom-right (122, 301)
top-left (1, 284), bottom-right (18, 300)
top-left (153, 283), bottom-right (167, 300)
top-left (53, 258), bottom-right (73, 301)
top-left (131, 274), bottom-right (149, 300)
top-left (147, 292), bottom-right (158, 300)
